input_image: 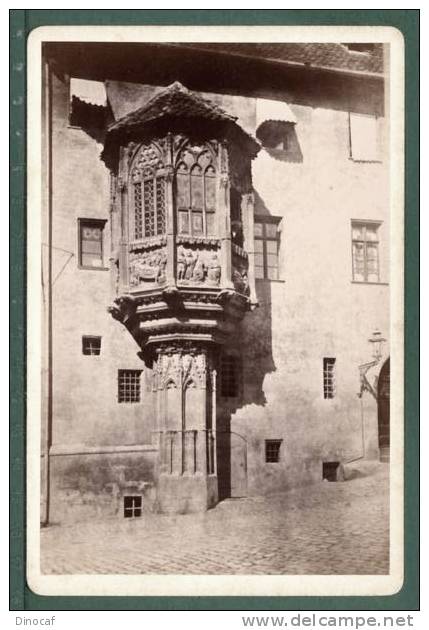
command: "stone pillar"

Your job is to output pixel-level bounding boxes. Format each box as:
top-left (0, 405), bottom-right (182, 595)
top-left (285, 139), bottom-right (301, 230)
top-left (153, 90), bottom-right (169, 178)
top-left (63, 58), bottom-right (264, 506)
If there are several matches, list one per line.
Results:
top-left (152, 342), bottom-right (218, 513)
top-left (242, 192), bottom-right (258, 305)
top-left (164, 133), bottom-right (176, 286)
top-left (218, 141), bottom-right (234, 289)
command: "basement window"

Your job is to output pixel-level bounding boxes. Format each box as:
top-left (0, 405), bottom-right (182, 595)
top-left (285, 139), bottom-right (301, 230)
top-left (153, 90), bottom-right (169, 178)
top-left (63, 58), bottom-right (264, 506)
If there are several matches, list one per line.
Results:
top-left (123, 495), bottom-right (142, 518)
top-left (82, 336), bottom-right (101, 356)
top-left (323, 461), bottom-right (340, 481)
top-left (265, 439), bottom-right (282, 463)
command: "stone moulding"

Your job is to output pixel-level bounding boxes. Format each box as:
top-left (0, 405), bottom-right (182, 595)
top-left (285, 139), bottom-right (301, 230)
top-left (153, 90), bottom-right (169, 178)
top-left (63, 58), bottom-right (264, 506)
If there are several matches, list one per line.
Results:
top-left (129, 235), bottom-right (167, 251)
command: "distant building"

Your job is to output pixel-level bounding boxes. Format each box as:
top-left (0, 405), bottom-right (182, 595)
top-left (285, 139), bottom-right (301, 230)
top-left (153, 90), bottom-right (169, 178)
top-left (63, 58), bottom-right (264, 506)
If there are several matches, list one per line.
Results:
top-left (41, 42), bottom-right (390, 523)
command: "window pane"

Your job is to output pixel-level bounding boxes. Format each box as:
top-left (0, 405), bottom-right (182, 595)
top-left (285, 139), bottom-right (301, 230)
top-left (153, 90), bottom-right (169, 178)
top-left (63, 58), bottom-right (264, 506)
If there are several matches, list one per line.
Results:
top-left (366, 226), bottom-right (378, 242)
top-left (192, 212), bottom-right (203, 235)
top-left (81, 253), bottom-right (102, 267)
top-left (144, 179), bottom-right (155, 237)
top-left (254, 240), bottom-right (264, 253)
top-left (255, 253), bottom-right (264, 267)
top-left (176, 170), bottom-right (190, 208)
top-left (266, 240), bottom-right (278, 254)
top-left (82, 226), bottom-right (101, 241)
top-left (156, 177), bottom-right (166, 235)
top-left (267, 266), bottom-right (278, 280)
top-left (178, 210), bottom-right (189, 234)
top-left (81, 239), bottom-right (102, 254)
top-left (265, 224), bottom-right (278, 238)
top-left (267, 253), bottom-right (278, 268)
top-left (191, 166), bottom-right (203, 210)
top-left (352, 242), bottom-right (365, 278)
top-left (204, 170), bottom-right (216, 212)
top-left (352, 225), bottom-right (364, 240)
top-left (255, 266), bottom-right (265, 279)
top-left (254, 223), bottom-right (263, 237)
top-left (206, 212), bottom-right (216, 236)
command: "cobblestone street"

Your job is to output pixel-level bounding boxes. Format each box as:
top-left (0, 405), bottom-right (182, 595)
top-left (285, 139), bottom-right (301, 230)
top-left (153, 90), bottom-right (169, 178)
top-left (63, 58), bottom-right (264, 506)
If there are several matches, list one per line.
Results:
top-left (41, 462), bottom-right (389, 575)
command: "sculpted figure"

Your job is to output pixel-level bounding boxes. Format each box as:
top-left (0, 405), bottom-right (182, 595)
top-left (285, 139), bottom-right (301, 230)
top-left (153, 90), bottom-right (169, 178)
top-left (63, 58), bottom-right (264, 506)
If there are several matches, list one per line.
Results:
top-left (177, 246), bottom-right (186, 280)
top-left (192, 253), bottom-right (205, 283)
top-left (207, 253), bottom-right (221, 285)
top-left (185, 250), bottom-right (196, 280)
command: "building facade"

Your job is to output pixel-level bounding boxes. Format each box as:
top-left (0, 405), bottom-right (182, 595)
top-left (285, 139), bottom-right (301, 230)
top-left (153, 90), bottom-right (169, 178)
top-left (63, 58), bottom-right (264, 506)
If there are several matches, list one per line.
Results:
top-left (41, 42), bottom-right (390, 523)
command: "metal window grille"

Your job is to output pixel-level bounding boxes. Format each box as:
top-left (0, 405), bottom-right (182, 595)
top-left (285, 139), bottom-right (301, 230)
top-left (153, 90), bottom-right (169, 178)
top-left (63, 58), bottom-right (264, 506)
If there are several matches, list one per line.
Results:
top-left (82, 336), bottom-right (101, 356)
top-left (118, 369), bottom-right (142, 403)
top-left (134, 182), bottom-right (143, 239)
top-left (123, 495), bottom-right (142, 518)
top-left (265, 439), bottom-right (282, 463)
top-left (351, 221), bottom-right (380, 282)
top-left (323, 358), bottom-right (336, 399)
top-left (254, 218), bottom-right (280, 280)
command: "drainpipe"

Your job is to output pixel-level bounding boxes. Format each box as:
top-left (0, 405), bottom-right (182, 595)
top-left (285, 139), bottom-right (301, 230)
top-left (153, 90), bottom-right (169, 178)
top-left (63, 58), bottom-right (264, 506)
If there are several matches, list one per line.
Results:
top-left (41, 59), bottom-right (53, 526)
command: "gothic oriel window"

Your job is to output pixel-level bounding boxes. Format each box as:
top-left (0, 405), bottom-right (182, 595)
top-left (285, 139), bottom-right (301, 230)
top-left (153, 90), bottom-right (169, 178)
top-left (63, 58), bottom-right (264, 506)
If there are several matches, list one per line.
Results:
top-left (131, 143), bottom-right (166, 240)
top-left (351, 220), bottom-right (381, 282)
top-left (175, 144), bottom-right (217, 237)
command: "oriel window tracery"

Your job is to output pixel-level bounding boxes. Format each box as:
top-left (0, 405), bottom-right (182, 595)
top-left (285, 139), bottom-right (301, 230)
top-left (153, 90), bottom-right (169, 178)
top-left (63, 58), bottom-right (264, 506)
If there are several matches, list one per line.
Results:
top-left (130, 143), bottom-right (166, 240)
top-left (175, 144), bottom-right (217, 237)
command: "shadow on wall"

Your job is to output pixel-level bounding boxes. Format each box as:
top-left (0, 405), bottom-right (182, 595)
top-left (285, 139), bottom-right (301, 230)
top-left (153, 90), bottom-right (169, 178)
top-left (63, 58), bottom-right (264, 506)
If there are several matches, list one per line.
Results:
top-left (217, 190), bottom-right (276, 500)
top-left (256, 121), bottom-right (303, 163)
top-left (69, 96), bottom-right (114, 145)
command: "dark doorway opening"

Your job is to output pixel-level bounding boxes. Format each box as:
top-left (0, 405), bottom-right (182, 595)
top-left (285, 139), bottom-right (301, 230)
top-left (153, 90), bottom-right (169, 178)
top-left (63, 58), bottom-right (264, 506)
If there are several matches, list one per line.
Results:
top-left (377, 357), bottom-right (390, 462)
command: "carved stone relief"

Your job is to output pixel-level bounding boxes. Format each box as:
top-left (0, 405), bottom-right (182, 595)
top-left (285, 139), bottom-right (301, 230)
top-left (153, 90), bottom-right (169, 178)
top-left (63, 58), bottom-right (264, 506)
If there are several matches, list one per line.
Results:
top-left (176, 244), bottom-right (221, 286)
top-left (152, 343), bottom-right (215, 391)
top-left (232, 252), bottom-right (250, 296)
top-left (129, 246), bottom-right (167, 288)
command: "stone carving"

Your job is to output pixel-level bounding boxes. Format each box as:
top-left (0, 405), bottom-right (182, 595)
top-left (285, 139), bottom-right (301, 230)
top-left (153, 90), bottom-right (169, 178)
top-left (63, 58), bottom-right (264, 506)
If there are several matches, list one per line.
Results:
top-left (152, 343), bottom-right (212, 391)
top-left (130, 235), bottom-right (166, 251)
top-left (176, 245), bottom-right (221, 286)
top-left (232, 267), bottom-right (250, 296)
top-left (129, 247), bottom-right (167, 287)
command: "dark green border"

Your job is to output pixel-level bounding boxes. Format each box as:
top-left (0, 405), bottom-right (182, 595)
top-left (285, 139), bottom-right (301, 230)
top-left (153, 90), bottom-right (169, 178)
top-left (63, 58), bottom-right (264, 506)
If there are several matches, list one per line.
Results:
top-left (10, 9), bottom-right (419, 612)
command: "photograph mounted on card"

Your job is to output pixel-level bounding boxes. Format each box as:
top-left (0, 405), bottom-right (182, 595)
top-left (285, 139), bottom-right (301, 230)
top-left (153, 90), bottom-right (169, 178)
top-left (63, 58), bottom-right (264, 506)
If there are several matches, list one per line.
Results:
top-left (26, 24), bottom-right (405, 598)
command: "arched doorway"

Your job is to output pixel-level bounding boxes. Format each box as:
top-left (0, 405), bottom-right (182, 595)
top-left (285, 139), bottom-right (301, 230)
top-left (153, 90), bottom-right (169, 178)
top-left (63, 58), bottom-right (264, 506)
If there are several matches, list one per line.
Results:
top-left (377, 358), bottom-right (390, 462)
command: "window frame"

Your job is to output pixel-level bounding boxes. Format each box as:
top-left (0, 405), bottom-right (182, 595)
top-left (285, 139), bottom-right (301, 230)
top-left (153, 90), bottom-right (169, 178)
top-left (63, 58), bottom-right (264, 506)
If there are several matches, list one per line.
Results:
top-left (254, 215), bottom-right (281, 281)
top-left (77, 218), bottom-right (108, 271)
top-left (82, 335), bottom-right (102, 356)
top-left (323, 357), bottom-right (336, 400)
top-left (123, 495), bottom-right (142, 518)
top-left (132, 172), bottom-right (167, 241)
top-left (348, 112), bottom-right (381, 163)
top-left (117, 369), bottom-right (142, 404)
top-left (265, 439), bottom-right (283, 463)
top-left (175, 146), bottom-right (217, 238)
top-left (351, 219), bottom-right (382, 283)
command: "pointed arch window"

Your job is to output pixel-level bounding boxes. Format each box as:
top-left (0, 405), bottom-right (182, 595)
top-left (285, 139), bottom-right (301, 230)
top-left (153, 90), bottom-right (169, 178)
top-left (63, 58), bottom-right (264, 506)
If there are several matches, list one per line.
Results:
top-left (130, 143), bottom-right (166, 240)
top-left (175, 145), bottom-right (217, 237)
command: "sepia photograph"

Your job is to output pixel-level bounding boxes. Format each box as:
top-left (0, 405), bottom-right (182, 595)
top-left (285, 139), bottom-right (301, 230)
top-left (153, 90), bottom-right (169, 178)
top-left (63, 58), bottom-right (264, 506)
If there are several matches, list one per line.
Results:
top-left (26, 25), bottom-right (405, 598)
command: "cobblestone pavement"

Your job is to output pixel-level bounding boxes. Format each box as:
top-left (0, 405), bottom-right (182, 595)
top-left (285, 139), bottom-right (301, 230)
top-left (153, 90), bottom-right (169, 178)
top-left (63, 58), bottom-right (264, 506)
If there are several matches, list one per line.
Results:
top-left (41, 463), bottom-right (389, 575)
